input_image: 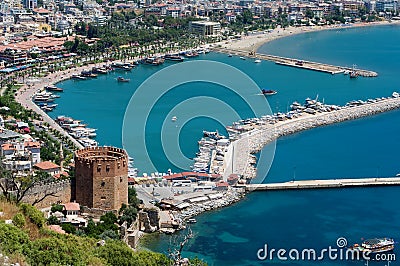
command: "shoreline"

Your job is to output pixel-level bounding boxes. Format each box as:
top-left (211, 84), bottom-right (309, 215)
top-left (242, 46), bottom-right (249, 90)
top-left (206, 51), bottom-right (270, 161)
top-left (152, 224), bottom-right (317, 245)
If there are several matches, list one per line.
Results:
top-left (215, 20), bottom-right (400, 53)
top-left (221, 93), bottom-right (400, 182)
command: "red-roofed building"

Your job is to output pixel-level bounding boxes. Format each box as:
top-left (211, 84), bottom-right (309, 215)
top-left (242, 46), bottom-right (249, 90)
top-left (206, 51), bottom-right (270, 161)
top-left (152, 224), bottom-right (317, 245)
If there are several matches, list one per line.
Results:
top-left (227, 174), bottom-right (239, 186)
top-left (54, 171), bottom-right (69, 179)
top-left (215, 181), bottom-right (229, 191)
top-left (34, 161), bottom-right (61, 176)
top-left (32, 8), bottom-right (51, 16)
top-left (163, 173), bottom-right (183, 180)
top-left (63, 202), bottom-right (80, 216)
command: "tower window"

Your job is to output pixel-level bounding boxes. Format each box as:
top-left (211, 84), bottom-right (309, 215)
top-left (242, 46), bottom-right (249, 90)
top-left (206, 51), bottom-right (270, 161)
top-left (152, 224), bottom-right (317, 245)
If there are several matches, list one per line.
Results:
top-left (120, 177), bottom-right (123, 182)
top-left (101, 196), bottom-right (106, 200)
top-left (106, 165), bottom-right (110, 172)
top-left (101, 181), bottom-right (105, 187)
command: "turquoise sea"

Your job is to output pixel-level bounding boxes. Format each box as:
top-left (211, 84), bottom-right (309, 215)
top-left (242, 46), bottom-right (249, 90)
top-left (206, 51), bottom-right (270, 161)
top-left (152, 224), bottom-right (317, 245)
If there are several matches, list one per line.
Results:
top-left (52, 24), bottom-right (400, 265)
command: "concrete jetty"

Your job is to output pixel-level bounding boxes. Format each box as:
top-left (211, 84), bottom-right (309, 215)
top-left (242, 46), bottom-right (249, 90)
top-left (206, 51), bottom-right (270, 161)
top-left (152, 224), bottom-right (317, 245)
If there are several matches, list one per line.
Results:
top-left (212, 47), bottom-right (378, 77)
top-left (222, 94), bottom-right (400, 180)
top-left (243, 177), bottom-right (400, 191)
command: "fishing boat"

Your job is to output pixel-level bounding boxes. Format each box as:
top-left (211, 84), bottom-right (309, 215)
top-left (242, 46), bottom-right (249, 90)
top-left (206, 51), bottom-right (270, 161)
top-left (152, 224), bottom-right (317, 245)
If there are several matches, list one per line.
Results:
top-left (112, 62), bottom-right (134, 70)
top-left (145, 57), bottom-right (165, 65)
top-left (164, 54), bottom-right (184, 62)
top-left (184, 51), bottom-right (199, 58)
top-left (261, 89), bottom-right (277, 96)
top-left (71, 74), bottom-right (87, 80)
top-left (350, 64), bottom-right (359, 78)
top-left (45, 85), bottom-right (63, 92)
top-left (350, 71), bottom-right (358, 78)
top-left (117, 76), bottom-right (130, 82)
top-left (187, 218), bottom-right (197, 224)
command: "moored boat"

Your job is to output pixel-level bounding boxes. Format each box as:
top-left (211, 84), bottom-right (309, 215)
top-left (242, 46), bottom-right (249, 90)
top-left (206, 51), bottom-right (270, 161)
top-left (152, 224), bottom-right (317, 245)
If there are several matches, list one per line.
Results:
top-left (45, 85), bottom-right (63, 92)
top-left (164, 54), bottom-right (184, 62)
top-left (71, 74), bottom-right (87, 80)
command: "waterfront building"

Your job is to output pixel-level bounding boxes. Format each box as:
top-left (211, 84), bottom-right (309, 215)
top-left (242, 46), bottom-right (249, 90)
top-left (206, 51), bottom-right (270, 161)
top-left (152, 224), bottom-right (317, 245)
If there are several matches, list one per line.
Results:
top-left (189, 21), bottom-right (221, 36)
top-left (74, 146), bottom-right (128, 211)
top-left (376, 0), bottom-right (398, 12)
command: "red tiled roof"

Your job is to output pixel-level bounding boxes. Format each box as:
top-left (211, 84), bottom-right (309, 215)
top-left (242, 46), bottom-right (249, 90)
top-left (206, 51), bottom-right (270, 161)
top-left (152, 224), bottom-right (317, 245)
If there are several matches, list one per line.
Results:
top-left (54, 171), bottom-right (69, 179)
top-left (63, 202), bottom-right (80, 211)
top-left (216, 181), bottom-right (229, 187)
top-left (1, 143), bottom-right (15, 151)
top-left (34, 161), bottom-right (60, 170)
top-left (163, 173), bottom-right (183, 180)
top-left (25, 141), bottom-right (40, 148)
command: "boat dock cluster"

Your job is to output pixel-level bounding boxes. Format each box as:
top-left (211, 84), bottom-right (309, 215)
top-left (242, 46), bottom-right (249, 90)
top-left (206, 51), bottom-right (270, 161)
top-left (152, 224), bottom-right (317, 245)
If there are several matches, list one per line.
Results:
top-left (32, 89), bottom-right (60, 112)
top-left (55, 116), bottom-right (98, 148)
top-left (220, 92), bottom-right (400, 180)
top-left (213, 47), bottom-right (378, 77)
top-left (191, 131), bottom-right (231, 175)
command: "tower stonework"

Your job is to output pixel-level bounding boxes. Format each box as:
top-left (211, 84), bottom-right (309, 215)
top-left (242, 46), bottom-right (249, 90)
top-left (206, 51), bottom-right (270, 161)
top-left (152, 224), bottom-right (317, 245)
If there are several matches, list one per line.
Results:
top-left (74, 147), bottom-right (128, 211)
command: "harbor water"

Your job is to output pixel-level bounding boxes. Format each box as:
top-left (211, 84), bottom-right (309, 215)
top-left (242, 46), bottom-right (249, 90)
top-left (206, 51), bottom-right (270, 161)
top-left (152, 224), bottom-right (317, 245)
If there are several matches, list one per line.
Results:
top-left (51, 24), bottom-right (400, 265)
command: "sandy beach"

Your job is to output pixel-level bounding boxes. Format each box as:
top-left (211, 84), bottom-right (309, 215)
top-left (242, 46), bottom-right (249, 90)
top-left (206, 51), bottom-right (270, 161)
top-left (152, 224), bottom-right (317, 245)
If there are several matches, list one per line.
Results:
top-left (216, 20), bottom-right (398, 53)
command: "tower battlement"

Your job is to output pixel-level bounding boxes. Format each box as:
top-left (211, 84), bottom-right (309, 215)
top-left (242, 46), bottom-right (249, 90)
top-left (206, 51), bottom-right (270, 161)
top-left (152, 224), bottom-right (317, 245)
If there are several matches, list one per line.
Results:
top-left (74, 146), bottom-right (128, 211)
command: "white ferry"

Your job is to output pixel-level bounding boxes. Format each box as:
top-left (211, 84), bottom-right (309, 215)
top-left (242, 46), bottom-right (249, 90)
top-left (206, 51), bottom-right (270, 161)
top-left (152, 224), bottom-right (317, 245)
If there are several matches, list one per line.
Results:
top-left (349, 238), bottom-right (395, 253)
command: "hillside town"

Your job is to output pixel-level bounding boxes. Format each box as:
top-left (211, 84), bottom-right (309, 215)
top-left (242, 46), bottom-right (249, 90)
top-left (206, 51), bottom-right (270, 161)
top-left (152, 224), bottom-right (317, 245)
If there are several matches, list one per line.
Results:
top-left (0, 0), bottom-right (398, 265)
top-left (0, 0), bottom-right (398, 68)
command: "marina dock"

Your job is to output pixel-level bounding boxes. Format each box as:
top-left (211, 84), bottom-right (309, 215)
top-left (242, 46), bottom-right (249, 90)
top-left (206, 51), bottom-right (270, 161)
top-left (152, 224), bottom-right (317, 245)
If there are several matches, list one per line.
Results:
top-left (212, 47), bottom-right (378, 77)
top-left (244, 177), bottom-right (400, 191)
top-left (221, 93), bottom-right (400, 181)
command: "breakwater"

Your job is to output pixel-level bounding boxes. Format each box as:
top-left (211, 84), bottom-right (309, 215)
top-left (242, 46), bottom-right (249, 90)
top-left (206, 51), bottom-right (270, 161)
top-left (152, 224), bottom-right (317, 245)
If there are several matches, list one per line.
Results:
top-left (244, 177), bottom-right (400, 191)
top-left (222, 93), bottom-right (400, 180)
top-left (212, 47), bottom-right (378, 77)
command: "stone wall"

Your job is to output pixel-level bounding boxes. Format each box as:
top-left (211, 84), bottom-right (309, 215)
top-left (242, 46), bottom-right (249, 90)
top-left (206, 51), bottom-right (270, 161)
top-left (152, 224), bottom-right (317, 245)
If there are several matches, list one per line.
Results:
top-left (23, 180), bottom-right (72, 208)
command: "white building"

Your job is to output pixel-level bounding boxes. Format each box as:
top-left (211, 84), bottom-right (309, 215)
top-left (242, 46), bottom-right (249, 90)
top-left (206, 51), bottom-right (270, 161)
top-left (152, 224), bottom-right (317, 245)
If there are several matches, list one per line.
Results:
top-left (189, 21), bottom-right (221, 36)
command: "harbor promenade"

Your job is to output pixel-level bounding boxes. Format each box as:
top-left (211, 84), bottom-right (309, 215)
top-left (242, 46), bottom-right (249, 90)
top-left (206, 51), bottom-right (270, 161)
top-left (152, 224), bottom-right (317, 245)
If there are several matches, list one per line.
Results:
top-left (15, 74), bottom-right (85, 149)
top-left (212, 47), bottom-right (378, 77)
top-left (222, 95), bottom-right (400, 180)
top-left (244, 177), bottom-right (400, 191)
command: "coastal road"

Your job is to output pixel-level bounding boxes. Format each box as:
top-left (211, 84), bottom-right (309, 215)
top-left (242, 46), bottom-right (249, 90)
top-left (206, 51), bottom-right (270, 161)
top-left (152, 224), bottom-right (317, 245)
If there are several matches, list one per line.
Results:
top-left (15, 75), bottom-right (85, 150)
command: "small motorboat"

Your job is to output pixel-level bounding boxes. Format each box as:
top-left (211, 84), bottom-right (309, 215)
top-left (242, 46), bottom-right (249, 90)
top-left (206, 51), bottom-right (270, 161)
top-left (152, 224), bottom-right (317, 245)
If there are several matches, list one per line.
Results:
top-left (117, 76), bottom-right (130, 82)
top-left (261, 89), bottom-right (277, 96)
top-left (255, 59), bottom-right (261, 63)
top-left (171, 116), bottom-right (177, 122)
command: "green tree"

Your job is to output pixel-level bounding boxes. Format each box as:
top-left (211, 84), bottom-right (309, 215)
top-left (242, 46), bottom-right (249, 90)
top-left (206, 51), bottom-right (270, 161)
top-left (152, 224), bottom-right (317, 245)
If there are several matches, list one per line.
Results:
top-left (19, 203), bottom-right (46, 228)
top-left (0, 223), bottom-right (30, 254)
top-left (61, 223), bottom-right (76, 234)
top-left (12, 213), bottom-right (26, 228)
top-left (47, 215), bottom-right (60, 225)
top-left (51, 204), bottom-right (63, 213)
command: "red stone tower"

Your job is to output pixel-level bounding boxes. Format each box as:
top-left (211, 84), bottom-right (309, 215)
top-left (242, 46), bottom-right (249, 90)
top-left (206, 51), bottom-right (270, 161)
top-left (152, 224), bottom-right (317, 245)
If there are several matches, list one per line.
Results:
top-left (74, 146), bottom-right (128, 211)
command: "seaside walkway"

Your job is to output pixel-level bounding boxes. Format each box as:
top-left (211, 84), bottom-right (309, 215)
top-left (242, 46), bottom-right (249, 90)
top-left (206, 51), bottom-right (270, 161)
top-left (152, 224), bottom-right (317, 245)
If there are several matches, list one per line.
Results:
top-left (212, 47), bottom-right (378, 77)
top-left (243, 177), bottom-right (400, 191)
